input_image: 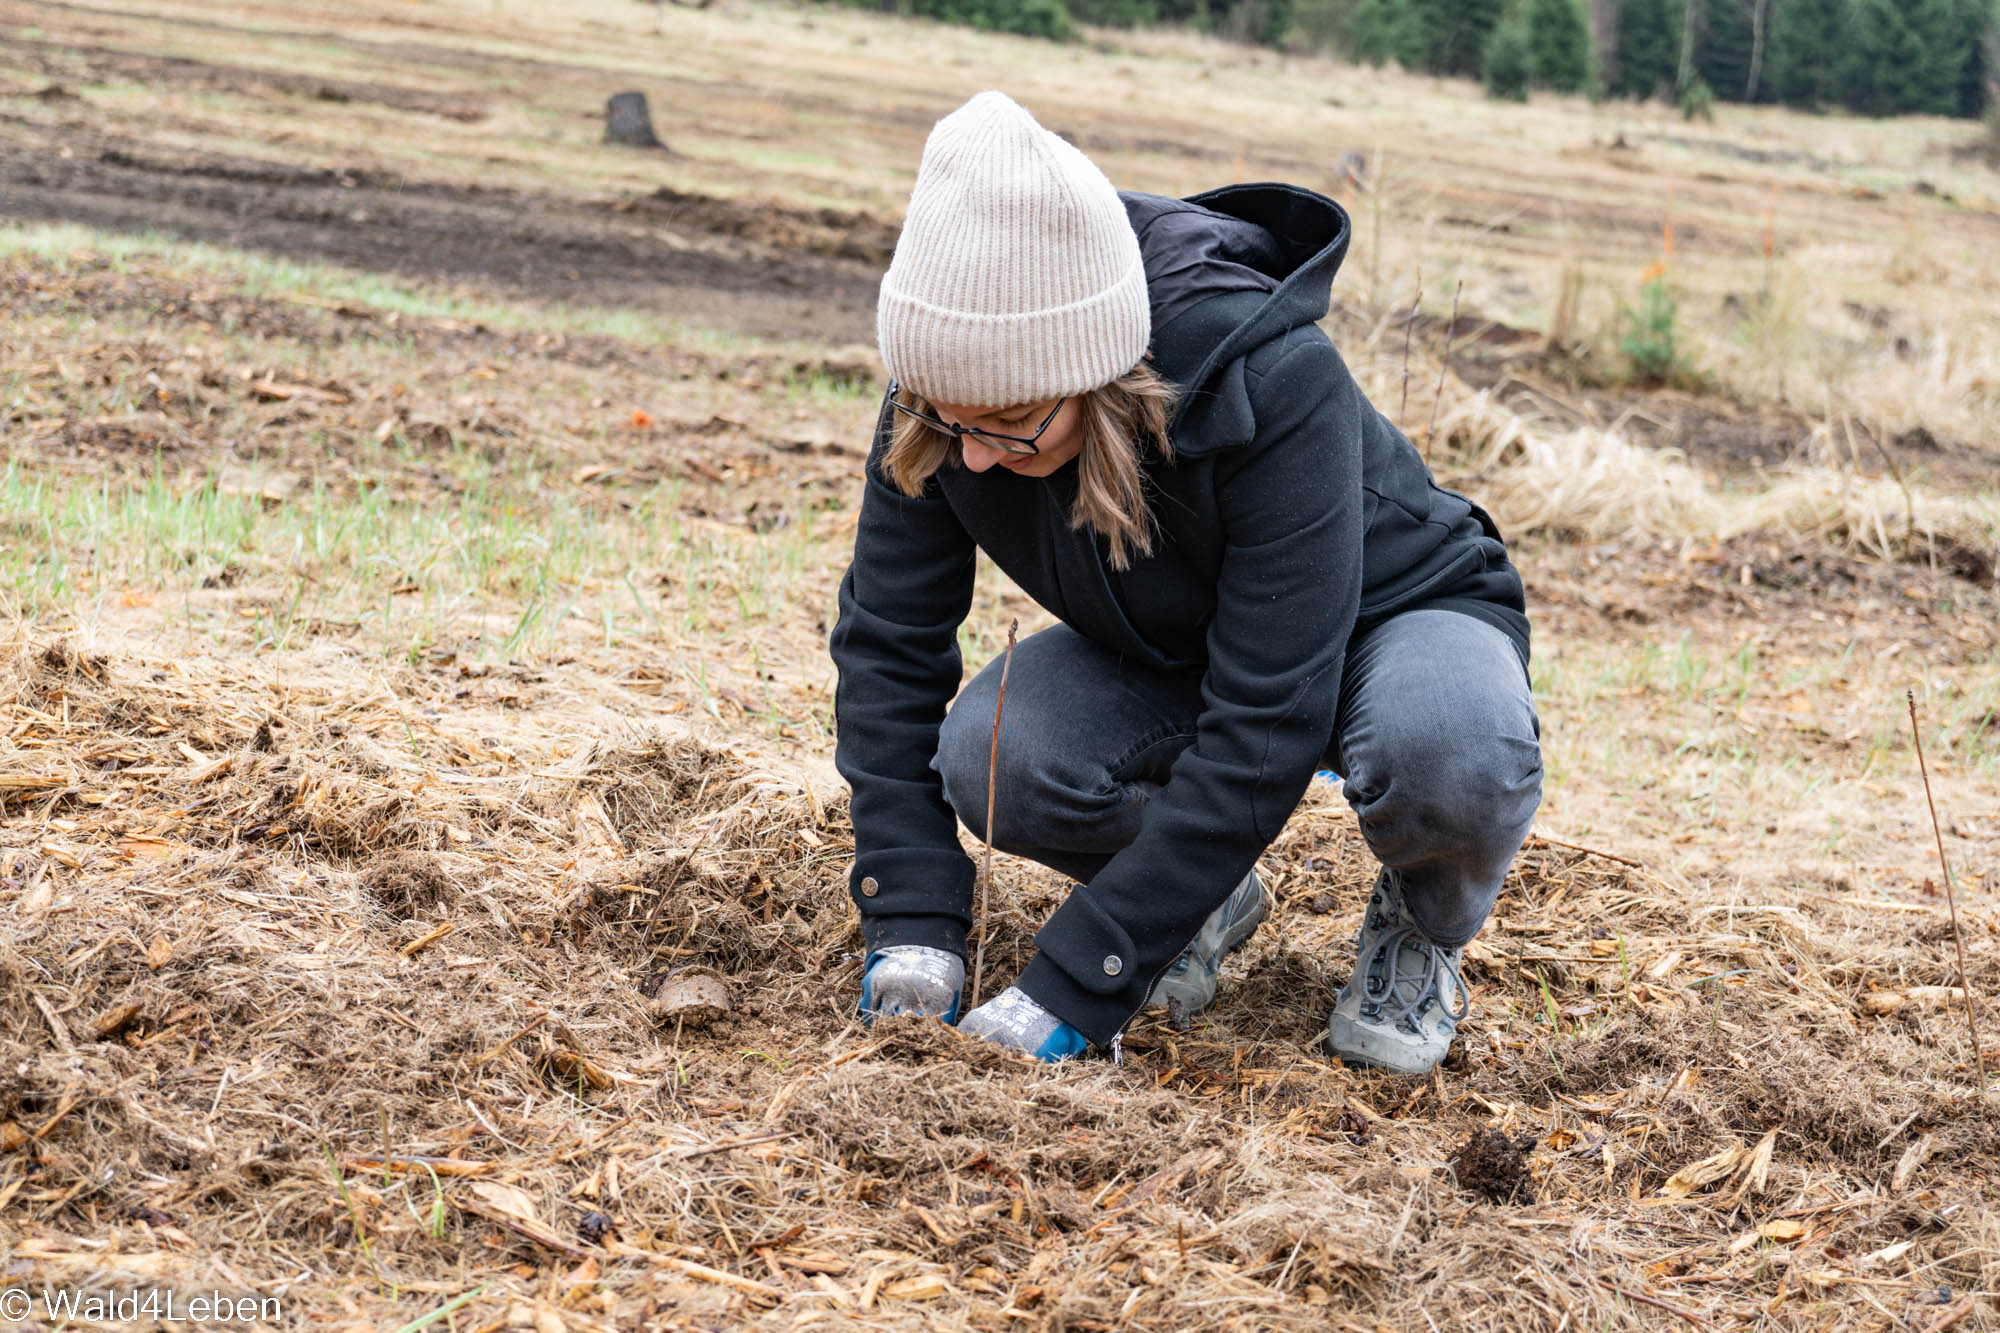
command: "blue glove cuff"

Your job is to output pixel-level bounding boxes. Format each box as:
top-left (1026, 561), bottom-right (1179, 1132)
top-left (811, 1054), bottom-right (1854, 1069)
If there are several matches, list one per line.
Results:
top-left (1031, 1021), bottom-right (1089, 1063)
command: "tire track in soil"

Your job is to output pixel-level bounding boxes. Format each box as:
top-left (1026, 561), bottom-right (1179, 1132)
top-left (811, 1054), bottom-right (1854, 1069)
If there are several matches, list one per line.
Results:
top-left (0, 128), bottom-right (884, 346)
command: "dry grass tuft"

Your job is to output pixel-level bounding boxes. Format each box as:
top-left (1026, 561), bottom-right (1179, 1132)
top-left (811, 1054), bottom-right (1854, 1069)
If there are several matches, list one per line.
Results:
top-left (360, 851), bottom-right (457, 917)
top-left (1421, 386), bottom-right (2000, 576)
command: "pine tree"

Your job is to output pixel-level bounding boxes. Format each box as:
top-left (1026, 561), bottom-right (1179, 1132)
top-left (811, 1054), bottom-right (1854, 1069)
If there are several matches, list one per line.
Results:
top-left (1343, 0), bottom-right (1414, 63)
top-left (1250, 0), bottom-right (1293, 45)
top-left (1614, 0), bottom-right (1683, 96)
top-left (1696, 0), bottom-right (1755, 99)
top-left (1947, 0), bottom-right (1995, 117)
top-left (1486, 4), bottom-right (1536, 96)
top-left (1912, 0), bottom-right (1961, 113)
top-left (1768, 0), bottom-right (1849, 108)
top-left (1402, 0), bottom-right (1508, 75)
top-left (1527, 0), bottom-right (1595, 91)
top-left (1844, 0), bottom-right (1954, 114)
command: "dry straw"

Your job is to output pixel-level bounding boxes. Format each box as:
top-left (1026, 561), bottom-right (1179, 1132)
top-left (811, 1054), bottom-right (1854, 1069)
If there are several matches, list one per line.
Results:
top-left (5, 632), bottom-right (2000, 1330)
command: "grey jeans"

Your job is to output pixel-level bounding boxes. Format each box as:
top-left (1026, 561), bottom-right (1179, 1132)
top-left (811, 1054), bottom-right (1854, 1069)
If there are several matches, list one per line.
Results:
top-left (932, 609), bottom-right (1542, 948)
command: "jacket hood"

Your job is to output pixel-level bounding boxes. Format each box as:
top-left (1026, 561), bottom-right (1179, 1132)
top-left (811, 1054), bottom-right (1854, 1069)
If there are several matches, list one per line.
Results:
top-left (1121, 184), bottom-right (1351, 441)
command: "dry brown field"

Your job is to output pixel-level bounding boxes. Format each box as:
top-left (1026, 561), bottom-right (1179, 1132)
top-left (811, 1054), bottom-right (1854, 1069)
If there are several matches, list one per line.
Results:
top-left (2, 0), bottom-right (1998, 1329)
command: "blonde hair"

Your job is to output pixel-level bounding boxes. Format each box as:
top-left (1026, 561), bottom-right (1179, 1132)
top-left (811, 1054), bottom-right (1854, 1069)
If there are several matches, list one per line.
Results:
top-left (885, 362), bottom-right (1179, 570)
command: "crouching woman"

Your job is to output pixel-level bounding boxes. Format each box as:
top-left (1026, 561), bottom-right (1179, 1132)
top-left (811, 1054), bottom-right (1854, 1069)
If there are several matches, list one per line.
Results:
top-left (829, 91), bottom-right (1542, 1076)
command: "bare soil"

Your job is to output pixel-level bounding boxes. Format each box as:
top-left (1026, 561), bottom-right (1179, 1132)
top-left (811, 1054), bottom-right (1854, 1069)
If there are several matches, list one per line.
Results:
top-left (0, 121), bottom-right (884, 344)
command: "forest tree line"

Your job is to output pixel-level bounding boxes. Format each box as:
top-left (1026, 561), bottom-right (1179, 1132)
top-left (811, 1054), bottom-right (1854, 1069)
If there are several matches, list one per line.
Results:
top-left (840, 0), bottom-right (1997, 118)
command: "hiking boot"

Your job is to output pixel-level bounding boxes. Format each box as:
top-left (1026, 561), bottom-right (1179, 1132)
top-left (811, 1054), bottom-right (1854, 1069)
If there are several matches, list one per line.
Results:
top-left (1325, 870), bottom-right (1469, 1076)
top-left (1146, 869), bottom-right (1268, 1017)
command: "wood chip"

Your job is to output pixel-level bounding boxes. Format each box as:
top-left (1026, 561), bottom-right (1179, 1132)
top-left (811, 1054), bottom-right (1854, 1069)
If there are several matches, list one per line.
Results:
top-left (770, 1251), bottom-right (850, 1275)
top-left (1732, 1128), bottom-right (1777, 1200)
top-left (1657, 1142), bottom-right (1750, 1199)
top-left (544, 1046), bottom-right (613, 1092)
top-left (651, 1255), bottom-right (782, 1304)
top-left (399, 920), bottom-right (456, 957)
top-left (883, 1275), bottom-right (949, 1301)
top-left (90, 1002), bottom-right (145, 1039)
top-left (1892, 1134), bottom-right (1936, 1194)
top-left (344, 1154), bottom-right (493, 1177)
top-left (455, 1189), bottom-right (592, 1261)
top-left (114, 835), bottom-right (182, 861)
top-left (1860, 986), bottom-right (1967, 1017)
top-left (1858, 1240), bottom-right (1915, 1268)
top-left (251, 379), bottom-right (350, 403)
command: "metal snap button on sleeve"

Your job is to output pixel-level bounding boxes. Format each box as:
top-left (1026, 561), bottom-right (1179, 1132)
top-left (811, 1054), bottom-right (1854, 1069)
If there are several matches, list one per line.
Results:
top-left (859, 876), bottom-right (879, 897)
top-left (1102, 955), bottom-right (1123, 977)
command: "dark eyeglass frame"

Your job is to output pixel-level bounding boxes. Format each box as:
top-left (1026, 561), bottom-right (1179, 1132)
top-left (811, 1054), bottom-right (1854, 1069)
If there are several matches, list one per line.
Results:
top-left (887, 381), bottom-right (1067, 456)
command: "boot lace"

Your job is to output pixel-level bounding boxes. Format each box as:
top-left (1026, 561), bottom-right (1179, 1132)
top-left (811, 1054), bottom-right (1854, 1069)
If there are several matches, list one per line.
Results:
top-left (1362, 924), bottom-right (1470, 1032)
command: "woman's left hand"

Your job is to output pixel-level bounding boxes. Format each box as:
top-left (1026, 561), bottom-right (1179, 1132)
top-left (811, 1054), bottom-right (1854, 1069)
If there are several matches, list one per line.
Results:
top-left (957, 987), bottom-right (1088, 1062)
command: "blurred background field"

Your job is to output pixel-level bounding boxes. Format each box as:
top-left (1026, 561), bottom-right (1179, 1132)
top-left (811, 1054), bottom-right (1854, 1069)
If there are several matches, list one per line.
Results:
top-left (2, 0), bottom-right (1997, 1328)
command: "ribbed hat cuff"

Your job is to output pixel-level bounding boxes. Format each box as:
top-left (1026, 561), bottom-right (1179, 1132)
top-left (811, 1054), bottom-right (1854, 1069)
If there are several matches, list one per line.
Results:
top-left (879, 257), bottom-right (1150, 407)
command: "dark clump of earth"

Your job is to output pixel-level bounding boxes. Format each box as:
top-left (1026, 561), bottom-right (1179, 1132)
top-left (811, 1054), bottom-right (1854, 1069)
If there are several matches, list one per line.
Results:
top-left (361, 851), bottom-right (455, 917)
top-left (1451, 1127), bottom-right (1537, 1204)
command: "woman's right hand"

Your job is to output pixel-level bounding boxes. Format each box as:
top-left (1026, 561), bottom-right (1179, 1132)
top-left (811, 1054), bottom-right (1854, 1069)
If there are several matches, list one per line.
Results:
top-left (860, 946), bottom-right (964, 1023)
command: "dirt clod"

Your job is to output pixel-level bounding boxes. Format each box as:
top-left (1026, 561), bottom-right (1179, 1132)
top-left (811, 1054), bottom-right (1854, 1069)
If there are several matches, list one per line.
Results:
top-left (360, 850), bottom-right (455, 916)
top-left (1451, 1128), bottom-right (1537, 1205)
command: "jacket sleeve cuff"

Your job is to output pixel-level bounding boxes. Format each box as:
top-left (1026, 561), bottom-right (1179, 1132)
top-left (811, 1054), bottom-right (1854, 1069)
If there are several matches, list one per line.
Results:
top-left (851, 846), bottom-right (975, 961)
top-left (1012, 951), bottom-right (1139, 1050)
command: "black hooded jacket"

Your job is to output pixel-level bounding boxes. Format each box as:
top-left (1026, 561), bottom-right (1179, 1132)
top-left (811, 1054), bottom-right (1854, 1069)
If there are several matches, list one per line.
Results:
top-left (830, 183), bottom-right (1529, 1045)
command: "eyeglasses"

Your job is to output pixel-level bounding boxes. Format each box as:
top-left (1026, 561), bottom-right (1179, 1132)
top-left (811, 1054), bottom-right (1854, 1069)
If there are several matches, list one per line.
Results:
top-left (887, 382), bottom-right (1066, 456)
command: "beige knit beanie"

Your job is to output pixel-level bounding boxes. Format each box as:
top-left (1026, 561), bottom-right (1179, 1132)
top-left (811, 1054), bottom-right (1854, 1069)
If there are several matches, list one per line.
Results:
top-left (877, 91), bottom-right (1150, 408)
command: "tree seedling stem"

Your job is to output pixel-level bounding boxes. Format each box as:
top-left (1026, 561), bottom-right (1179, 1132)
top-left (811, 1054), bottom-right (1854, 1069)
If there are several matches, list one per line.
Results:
top-left (1398, 270), bottom-right (1423, 431)
top-left (1907, 689), bottom-right (1987, 1087)
top-left (1426, 280), bottom-right (1462, 463)
top-left (970, 618), bottom-right (1018, 1012)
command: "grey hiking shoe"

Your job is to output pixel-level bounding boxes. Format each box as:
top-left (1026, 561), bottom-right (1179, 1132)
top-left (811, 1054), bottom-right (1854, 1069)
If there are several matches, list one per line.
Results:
top-left (1146, 869), bottom-right (1268, 1017)
top-left (1325, 870), bottom-right (1469, 1075)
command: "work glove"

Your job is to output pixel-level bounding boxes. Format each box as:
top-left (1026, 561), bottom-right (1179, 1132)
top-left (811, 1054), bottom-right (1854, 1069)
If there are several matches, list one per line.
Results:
top-left (859, 946), bottom-right (964, 1024)
top-left (957, 986), bottom-right (1088, 1063)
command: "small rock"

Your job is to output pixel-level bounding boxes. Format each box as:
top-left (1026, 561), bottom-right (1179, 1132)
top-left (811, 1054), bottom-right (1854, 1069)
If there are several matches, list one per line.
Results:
top-left (648, 966), bottom-right (733, 1027)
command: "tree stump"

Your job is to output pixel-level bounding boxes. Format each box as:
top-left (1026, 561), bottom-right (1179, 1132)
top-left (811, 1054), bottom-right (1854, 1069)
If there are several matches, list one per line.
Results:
top-left (604, 92), bottom-right (664, 149)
